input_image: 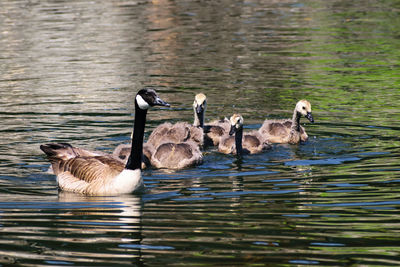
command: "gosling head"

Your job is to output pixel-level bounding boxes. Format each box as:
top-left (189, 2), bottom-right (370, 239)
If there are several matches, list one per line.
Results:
top-left (193, 93), bottom-right (207, 115)
top-left (295, 100), bottom-right (314, 123)
top-left (136, 87), bottom-right (170, 110)
top-left (229, 114), bottom-right (244, 135)
top-left (192, 93), bottom-right (207, 127)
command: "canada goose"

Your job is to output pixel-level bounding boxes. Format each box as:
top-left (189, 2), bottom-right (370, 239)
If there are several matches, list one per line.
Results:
top-left (150, 140), bottom-right (203, 170)
top-left (218, 114), bottom-right (271, 155)
top-left (258, 100), bottom-right (314, 144)
top-left (146, 93), bottom-right (205, 149)
top-left (40, 88), bottom-right (170, 196)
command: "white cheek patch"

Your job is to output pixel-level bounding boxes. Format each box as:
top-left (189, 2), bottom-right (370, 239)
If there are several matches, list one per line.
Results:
top-left (136, 95), bottom-right (150, 110)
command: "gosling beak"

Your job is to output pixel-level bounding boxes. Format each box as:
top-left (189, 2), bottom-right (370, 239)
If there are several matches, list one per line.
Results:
top-left (154, 96), bottom-right (170, 107)
top-left (305, 112), bottom-right (314, 123)
top-left (229, 125), bottom-right (236, 136)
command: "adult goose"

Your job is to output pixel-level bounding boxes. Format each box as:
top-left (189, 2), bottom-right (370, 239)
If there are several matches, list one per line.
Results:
top-left (258, 100), bottom-right (314, 144)
top-left (40, 88), bottom-right (170, 196)
top-left (218, 114), bottom-right (271, 155)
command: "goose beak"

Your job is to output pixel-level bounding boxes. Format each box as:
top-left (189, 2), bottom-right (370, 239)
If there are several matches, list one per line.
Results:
top-left (154, 96), bottom-right (170, 107)
top-left (305, 112), bottom-right (314, 123)
top-left (229, 125), bottom-right (236, 136)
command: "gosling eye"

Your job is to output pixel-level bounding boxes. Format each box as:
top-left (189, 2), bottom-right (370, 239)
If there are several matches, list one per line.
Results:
top-left (302, 106), bottom-right (306, 110)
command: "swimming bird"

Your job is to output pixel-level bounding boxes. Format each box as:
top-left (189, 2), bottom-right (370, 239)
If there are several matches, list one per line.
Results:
top-left (40, 87), bottom-right (170, 196)
top-left (144, 93), bottom-right (207, 170)
top-left (191, 93), bottom-right (231, 146)
top-left (258, 100), bottom-right (314, 144)
top-left (146, 93), bottom-right (206, 149)
top-left (188, 92), bottom-right (230, 146)
top-left (218, 114), bottom-right (271, 155)
top-left (189, 92), bottom-right (230, 146)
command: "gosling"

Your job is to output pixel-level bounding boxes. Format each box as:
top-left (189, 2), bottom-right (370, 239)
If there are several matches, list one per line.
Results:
top-left (219, 114), bottom-right (271, 155)
top-left (259, 100), bottom-right (314, 144)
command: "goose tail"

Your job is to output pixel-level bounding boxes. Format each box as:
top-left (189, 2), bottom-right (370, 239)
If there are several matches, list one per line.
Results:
top-left (40, 143), bottom-right (78, 161)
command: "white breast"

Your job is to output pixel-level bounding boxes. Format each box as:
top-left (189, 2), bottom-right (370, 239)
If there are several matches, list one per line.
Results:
top-left (111, 169), bottom-right (144, 194)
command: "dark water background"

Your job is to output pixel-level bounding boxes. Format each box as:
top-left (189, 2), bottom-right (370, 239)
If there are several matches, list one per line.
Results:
top-left (1, 0), bottom-right (400, 265)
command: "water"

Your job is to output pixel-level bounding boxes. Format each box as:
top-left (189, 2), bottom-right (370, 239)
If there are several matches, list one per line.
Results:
top-left (1, 0), bottom-right (400, 265)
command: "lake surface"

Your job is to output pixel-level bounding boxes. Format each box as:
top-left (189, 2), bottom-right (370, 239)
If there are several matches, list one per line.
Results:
top-left (1, 0), bottom-right (400, 265)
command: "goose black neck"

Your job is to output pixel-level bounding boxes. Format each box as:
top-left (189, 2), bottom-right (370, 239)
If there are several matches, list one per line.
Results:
top-left (235, 127), bottom-right (243, 156)
top-left (126, 102), bottom-right (147, 170)
top-left (193, 109), bottom-right (204, 128)
top-left (198, 111), bottom-right (204, 128)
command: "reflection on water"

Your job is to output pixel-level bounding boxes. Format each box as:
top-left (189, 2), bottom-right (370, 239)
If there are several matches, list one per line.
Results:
top-left (0, 193), bottom-right (143, 265)
top-left (1, 0), bottom-right (400, 265)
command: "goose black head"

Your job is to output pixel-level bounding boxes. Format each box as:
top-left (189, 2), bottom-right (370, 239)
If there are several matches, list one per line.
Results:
top-left (136, 87), bottom-right (170, 110)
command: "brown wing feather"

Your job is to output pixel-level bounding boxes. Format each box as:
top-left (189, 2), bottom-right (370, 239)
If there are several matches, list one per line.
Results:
top-left (59, 156), bottom-right (124, 183)
top-left (70, 147), bottom-right (108, 158)
top-left (41, 143), bottom-right (124, 183)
